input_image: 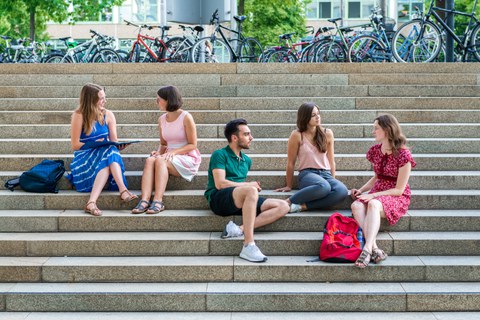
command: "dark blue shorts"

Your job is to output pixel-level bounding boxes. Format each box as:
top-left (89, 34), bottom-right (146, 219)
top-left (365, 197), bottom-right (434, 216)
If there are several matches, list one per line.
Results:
top-left (209, 187), bottom-right (266, 217)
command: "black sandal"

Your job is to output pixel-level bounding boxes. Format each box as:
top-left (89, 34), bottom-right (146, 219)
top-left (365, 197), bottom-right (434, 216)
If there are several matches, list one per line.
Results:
top-left (146, 200), bottom-right (165, 214)
top-left (355, 249), bottom-right (371, 268)
top-left (131, 199), bottom-right (150, 214)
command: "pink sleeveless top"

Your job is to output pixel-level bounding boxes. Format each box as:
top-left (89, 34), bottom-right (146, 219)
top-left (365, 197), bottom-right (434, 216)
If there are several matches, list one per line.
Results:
top-left (297, 132), bottom-right (331, 171)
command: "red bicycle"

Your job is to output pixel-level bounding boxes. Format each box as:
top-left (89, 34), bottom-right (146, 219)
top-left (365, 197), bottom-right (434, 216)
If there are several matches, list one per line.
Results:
top-left (125, 20), bottom-right (173, 63)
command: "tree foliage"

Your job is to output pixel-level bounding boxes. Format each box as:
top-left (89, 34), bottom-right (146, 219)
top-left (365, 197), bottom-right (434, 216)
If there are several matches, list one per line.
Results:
top-left (242, 0), bottom-right (311, 47)
top-left (0, 0), bottom-right (124, 41)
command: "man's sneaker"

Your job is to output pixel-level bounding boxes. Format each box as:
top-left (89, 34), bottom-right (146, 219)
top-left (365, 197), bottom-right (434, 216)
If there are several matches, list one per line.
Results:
top-left (289, 203), bottom-right (302, 213)
top-left (240, 243), bottom-right (268, 262)
top-left (221, 221), bottom-right (243, 239)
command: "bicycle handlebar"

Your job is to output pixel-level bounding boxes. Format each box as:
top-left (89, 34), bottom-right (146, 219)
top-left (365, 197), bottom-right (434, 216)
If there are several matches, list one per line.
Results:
top-left (210, 9), bottom-right (219, 25)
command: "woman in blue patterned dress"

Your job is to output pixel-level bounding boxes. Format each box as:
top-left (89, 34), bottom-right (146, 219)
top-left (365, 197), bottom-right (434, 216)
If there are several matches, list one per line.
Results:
top-left (68, 83), bottom-right (137, 216)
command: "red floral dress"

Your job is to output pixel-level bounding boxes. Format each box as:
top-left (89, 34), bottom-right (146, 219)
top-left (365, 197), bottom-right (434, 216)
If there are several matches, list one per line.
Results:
top-left (358, 144), bottom-right (416, 225)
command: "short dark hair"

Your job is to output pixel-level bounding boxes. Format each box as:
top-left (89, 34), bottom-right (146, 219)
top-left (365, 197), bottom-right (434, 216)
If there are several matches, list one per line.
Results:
top-left (157, 86), bottom-right (183, 112)
top-left (224, 118), bottom-right (248, 142)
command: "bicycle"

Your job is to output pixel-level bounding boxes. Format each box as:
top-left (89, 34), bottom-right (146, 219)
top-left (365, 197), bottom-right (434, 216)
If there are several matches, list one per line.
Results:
top-left (313, 18), bottom-right (371, 63)
top-left (347, 8), bottom-right (395, 62)
top-left (190, 9), bottom-right (263, 63)
top-left (392, 0), bottom-right (480, 62)
top-left (161, 24), bottom-right (204, 63)
top-left (0, 36), bottom-right (46, 63)
top-left (125, 20), bottom-right (176, 63)
top-left (45, 30), bottom-right (120, 63)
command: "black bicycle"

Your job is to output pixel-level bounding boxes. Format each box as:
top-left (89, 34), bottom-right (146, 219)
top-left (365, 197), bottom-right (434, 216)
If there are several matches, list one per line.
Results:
top-left (392, 0), bottom-right (480, 62)
top-left (190, 9), bottom-right (262, 63)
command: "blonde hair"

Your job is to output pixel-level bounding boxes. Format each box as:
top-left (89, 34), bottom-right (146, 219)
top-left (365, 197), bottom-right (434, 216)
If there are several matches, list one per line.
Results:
top-left (76, 83), bottom-right (105, 135)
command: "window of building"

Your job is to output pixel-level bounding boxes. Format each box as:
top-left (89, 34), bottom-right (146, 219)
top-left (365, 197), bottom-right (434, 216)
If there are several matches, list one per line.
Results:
top-left (347, 0), bottom-right (375, 19)
top-left (306, 1), bottom-right (341, 20)
top-left (119, 0), bottom-right (158, 23)
top-left (398, 0), bottom-right (424, 22)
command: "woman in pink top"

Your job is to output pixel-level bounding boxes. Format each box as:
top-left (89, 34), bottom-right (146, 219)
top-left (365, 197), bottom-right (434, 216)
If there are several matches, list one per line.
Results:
top-left (132, 86), bottom-right (201, 214)
top-left (276, 102), bottom-right (348, 212)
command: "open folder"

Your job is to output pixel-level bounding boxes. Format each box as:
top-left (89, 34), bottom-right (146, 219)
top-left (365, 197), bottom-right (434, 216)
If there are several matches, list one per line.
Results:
top-left (81, 140), bottom-right (142, 150)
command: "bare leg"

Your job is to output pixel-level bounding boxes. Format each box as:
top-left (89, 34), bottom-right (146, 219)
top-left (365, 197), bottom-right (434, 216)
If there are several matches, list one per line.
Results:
top-left (351, 200), bottom-right (367, 229)
top-left (252, 199), bottom-right (289, 229)
top-left (86, 166), bottom-right (110, 215)
top-left (232, 186), bottom-right (259, 245)
top-left (140, 157), bottom-right (156, 201)
top-left (362, 199), bottom-right (386, 254)
top-left (152, 157), bottom-right (180, 202)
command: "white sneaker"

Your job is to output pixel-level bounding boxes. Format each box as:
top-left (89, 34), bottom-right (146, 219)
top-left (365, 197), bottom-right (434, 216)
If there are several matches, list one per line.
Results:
top-left (239, 243), bottom-right (268, 262)
top-left (289, 203), bottom-right (302, 213)
top-left (221, 221), bottom-right (243, 239)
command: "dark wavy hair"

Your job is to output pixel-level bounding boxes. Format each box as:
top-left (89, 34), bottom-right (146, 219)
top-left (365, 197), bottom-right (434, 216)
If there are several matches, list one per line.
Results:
top-left (375, 113), bottom-right (407, 155)
top-left (296, 102), bottom-right (327, 153)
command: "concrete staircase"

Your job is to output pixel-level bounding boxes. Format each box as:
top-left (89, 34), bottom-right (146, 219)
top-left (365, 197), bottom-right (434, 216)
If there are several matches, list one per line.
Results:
top-left (0, 63), bottom-right (479, 319)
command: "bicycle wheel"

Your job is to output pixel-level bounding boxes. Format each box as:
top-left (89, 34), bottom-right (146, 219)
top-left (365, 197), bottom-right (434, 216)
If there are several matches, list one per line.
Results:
top-left (265, 48), bottom-right (297, 63)
top-left (470, 23), bottom-right (480, 62)
top-left (191, 37), bottom-right (232, 63)
top-left (162, 36), bottom-right (193, 63)
top-left (348, 35), bottom-right (388, 62)
top-left (239, 37), bottom-right (263, 62)
top-left (44, 53), bottom-right (72, 63)
top-left (314, 41), bottom-right (347, 62)
top-left (392, 19), bottom-right (442, 63)
top-left (91, 49), bottom-right (121, 63)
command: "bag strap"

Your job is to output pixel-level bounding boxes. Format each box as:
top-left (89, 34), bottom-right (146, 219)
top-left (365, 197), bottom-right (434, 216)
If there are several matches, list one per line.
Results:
top-left (4, 177), bottom-right (20, 191)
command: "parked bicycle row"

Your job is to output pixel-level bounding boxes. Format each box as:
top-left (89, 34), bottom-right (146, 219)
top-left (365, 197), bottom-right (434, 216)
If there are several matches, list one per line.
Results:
top-left (2, 1), bottom-right (480, 64)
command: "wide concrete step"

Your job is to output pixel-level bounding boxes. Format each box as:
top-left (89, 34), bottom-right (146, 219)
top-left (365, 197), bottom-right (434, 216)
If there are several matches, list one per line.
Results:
top-left (1, 61), bottom-right (479, 75)
top-left (1, 85), bottom-right (480, 99)
top-left (0, 138), bottom-right (478, 154)
top-left (1, 73), bottom-right (477, 87)
top-left (1, 255), bottom-right (480, 283)
top-left (0, 190), bottom-right (479, 211)
top-left (1, 110), bottom-right (479, 125)
top-left (2, 170), bottom-right (479, 191)
top-left (0, 282), bottom-right (479, 312)
top-left (1, 209), bottom-right (478, 233)
top-left (2, 154), bottom-right (479, 171)
top-left (0, 230), bottom-right (479, 257)
top-left (2, 123), bottom-right (480, 139)
top-left (0, 312), bottom-right (479, 320)
top-left (2, 97), bottom-right (480, 111)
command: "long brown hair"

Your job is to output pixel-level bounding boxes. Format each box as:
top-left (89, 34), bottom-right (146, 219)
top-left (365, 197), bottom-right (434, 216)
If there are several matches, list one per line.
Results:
top-left (375, 113), bottom-right (407, 155)
top-left (77, 83), bottom-right (105, 135)
top-left (296, 102), bottom-right (327, 153)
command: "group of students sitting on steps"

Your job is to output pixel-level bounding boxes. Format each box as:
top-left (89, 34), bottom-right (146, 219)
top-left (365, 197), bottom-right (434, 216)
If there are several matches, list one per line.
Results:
top-left (68, 83), bottom-right (416, 265)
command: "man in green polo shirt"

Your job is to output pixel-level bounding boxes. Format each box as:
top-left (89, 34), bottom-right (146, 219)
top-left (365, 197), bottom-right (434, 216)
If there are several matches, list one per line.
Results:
top-left (205, 119), bottom-right (289, 262)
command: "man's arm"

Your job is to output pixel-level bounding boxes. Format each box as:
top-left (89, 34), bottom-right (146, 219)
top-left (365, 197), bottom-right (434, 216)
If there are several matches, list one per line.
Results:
top-left (212, 168), bottom-right (261, 191)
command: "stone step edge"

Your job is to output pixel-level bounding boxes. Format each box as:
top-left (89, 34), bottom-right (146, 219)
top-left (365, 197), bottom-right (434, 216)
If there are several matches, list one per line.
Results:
top-left (1, 312), bottom-right (480, 320)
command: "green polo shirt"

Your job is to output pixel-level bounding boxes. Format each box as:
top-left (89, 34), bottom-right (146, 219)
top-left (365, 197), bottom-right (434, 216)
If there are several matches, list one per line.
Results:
top-left (204, 145), bottom-right (252, 203)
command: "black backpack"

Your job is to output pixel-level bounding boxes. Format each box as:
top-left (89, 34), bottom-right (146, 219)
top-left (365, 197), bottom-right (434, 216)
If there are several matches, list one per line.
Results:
top-left (5, 160), bottom-right (66, 193)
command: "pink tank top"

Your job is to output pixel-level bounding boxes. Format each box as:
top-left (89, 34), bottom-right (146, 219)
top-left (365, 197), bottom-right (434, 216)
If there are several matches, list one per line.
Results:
top-left (160, 110), bottom-right (190, 149)
top-left (297, 132), bottom-right (331, 171)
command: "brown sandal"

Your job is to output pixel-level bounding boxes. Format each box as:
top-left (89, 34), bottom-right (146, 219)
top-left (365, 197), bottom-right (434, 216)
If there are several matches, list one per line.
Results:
top-left (120, 189), bottom-right (138, 202)
top-left (372, 248), bottom-right (388, 264)
top-left (84, 201), bottom-right (102, 216)
top-left (354, 249), bottom-right (371, 268)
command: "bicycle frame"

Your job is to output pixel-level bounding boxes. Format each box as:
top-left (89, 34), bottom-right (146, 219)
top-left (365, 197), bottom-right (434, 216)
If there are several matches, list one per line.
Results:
top-left (212, 23), bottom-right (244, 61)
top-left (421, 0), bottom-right (479, 55)
top-left (65, 38), bottom-right (99, 63)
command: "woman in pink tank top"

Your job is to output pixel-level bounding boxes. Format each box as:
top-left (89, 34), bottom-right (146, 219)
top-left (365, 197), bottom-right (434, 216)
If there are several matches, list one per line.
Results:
top-left (275, 102), bottom-right (348, 212)
top-left (131, 86), bottom-right (201, 214)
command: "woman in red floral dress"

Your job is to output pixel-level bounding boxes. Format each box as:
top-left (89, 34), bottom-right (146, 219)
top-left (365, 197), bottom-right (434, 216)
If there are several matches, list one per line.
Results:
top-left (350, 114), bottom-right (416, 268)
